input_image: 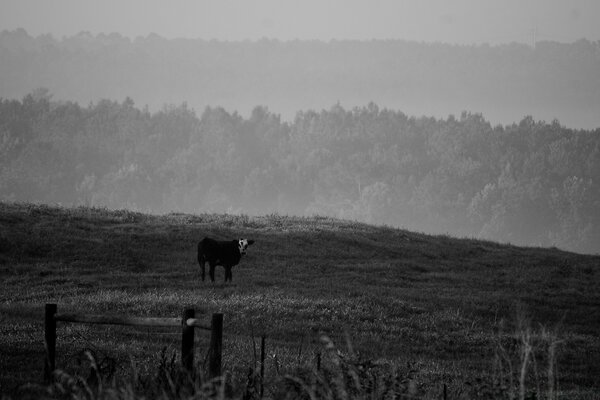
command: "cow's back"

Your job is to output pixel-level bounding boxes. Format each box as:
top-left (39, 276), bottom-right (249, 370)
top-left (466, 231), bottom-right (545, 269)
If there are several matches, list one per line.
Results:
top-left (198, 237), bottom-right (217, 261)
top-left (198, 237), bottom-right (241, 266)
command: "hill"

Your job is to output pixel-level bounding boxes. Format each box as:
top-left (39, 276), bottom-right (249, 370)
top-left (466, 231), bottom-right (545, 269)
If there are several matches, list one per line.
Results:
top-left (2, 93), bottom-right (599, 254)
top-left (1, 29), bottom-right (600, 129)
top-left (1, 202), bottom-right (599, 398)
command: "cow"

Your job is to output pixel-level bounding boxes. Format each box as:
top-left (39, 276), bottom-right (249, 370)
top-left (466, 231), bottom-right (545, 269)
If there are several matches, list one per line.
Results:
top-left (197, 237), bottom-right (255, 282)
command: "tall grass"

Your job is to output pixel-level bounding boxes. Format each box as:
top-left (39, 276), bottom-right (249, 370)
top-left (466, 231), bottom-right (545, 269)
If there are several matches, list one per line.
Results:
top-left (487, 310), bottom-right (566, 400)
top-left (9, 320), bottom-right (570, 400)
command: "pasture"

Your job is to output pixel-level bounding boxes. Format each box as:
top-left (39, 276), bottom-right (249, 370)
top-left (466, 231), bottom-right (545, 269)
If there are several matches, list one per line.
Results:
top-left (0, 202), bottom-right (599, 399)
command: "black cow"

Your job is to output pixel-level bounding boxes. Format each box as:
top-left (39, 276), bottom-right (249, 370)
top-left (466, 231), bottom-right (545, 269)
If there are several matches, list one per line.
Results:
top-left (197, 237), bottom-right (255, 282)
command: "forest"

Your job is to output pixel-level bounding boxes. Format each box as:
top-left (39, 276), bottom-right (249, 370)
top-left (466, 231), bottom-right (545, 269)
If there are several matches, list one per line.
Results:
top-left (1, 29), bottom-right (600, 129)
top-left (1, 90), bottom-right (598, 254)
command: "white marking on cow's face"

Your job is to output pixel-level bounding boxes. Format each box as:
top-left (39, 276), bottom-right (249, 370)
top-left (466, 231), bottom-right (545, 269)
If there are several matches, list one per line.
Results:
top-left (238, 239), bottom-right (252, 255)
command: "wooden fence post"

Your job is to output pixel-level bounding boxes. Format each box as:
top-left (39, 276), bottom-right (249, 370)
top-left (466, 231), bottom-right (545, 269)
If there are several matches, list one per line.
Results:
top-left (181, 308), bottom-right (195, 373)
top-left (44, 303), bottom-right (57, 383)
top-left (42, 305), bottom-right (220, 382)
top-left (208, 313), bottom-right (223, 378)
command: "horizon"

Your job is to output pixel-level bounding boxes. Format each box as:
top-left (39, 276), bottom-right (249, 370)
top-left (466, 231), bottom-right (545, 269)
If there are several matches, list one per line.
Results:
top-left (1, 0), bottom-right (600, 45)
top-left (5, 27), bottom-right (599, 47)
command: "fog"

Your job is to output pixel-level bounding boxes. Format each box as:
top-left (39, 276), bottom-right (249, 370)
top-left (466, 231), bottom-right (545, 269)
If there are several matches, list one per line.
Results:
top-left (1, 1), bottom-right (599, 253)
top-left (2, 0), bottom-right (600, 44)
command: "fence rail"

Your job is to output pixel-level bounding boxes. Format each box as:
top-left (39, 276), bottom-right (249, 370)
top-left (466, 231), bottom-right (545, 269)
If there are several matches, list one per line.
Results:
top-left (53, 313), bottom-right (212, 330)
top-left (44, 303), bottom-right (222, 383)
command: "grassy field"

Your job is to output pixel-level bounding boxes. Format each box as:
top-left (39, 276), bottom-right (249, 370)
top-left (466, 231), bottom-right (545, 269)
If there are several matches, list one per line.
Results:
top-left (0, 202), bottom-right (599, 399)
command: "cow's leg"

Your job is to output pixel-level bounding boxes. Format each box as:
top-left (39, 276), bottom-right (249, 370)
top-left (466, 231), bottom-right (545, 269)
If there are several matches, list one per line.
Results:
top-left (199, 259), bottom-right (206, 281)
top-left (209, 262), bottom-right (216, 282)
top-left (225, 266), bottom-right (232, 282)
top-left (198, 246), bottom-right (206, 281)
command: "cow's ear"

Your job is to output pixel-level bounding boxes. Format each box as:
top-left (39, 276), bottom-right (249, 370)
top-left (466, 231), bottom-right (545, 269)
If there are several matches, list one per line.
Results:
top-left (248, 240), bottom-right (255, 245)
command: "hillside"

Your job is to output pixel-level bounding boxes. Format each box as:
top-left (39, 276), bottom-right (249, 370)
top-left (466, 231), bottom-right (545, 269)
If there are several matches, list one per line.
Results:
top-left (1, 202), bottom-right (599, 398)
top-left (1, 29), bottom-right (600, 129)
top-left (2, 93), bottom-right (599, 254)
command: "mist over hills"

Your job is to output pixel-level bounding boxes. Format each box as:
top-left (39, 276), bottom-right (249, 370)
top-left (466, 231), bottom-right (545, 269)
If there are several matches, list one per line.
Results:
top-left (1, 29), bottom-right (599, 129)
top-left (1, 90), bottom-right (599, 254)
top-left (1, 29), bottom-right (599, 254)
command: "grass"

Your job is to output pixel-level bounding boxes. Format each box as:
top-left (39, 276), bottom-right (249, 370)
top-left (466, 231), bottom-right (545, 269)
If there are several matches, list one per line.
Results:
top-left (0, 201), bottom-right (599, 399)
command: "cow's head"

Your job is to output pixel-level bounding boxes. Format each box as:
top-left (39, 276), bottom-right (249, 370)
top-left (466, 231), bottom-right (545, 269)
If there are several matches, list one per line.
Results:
top-left (238, 239), bottom-right (255, 255)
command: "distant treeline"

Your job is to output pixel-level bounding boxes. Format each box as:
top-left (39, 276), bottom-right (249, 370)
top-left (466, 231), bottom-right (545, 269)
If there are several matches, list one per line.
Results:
top-left (1, 91), bottom-right (598, 253)
top-left (1, 29), bottom-right (600, 128)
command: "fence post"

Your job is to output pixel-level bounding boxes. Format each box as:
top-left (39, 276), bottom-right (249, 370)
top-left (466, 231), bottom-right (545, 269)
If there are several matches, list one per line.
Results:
top-left (208, 313), bottom-right (223, 378)
top-left (181, 308), bottom-right (195, 373)
top-left (44, 303), bottom-right (57, 383)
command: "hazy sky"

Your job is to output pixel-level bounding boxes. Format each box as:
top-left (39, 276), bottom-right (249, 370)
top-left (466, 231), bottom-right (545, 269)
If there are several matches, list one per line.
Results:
top-left (1, 0), bottom-right (599, 44)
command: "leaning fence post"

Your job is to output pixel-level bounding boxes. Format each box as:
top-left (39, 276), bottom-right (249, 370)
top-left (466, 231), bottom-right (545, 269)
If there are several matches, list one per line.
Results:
top-left (44, 303), bottom-right (57, 383)
top-left (181, 308), bottom-right (195, 373)
top-left (208, 313), bottom-right (223, 378)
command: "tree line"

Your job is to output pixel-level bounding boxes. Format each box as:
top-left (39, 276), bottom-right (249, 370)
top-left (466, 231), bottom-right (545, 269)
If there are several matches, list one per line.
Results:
top-left (1, 29), bottom-right (600, 129)
top-left (1, 91), bottom-right (598, 254)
